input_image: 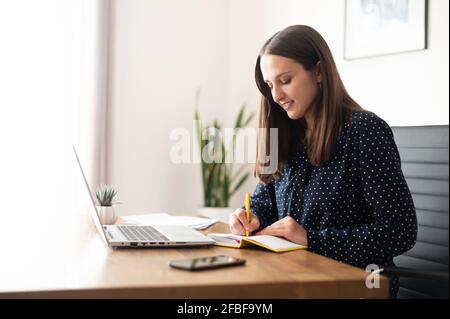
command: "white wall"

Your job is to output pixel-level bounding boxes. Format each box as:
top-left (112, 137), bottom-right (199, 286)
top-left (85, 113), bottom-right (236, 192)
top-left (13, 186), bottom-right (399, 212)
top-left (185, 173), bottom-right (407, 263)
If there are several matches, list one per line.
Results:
top-left (107, 0), bottom-right (229, 214)
top-left (226, 0), bottom-right (449, 128)
top-left (108, 0), bottom-right (449, 215)
top-left (225, 0), bottom-right (449, 208)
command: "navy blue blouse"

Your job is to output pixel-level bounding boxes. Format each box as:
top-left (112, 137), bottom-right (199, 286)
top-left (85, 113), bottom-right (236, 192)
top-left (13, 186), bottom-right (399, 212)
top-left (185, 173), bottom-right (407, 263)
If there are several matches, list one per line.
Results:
top-left (250, 111), bottom-right (418, 298)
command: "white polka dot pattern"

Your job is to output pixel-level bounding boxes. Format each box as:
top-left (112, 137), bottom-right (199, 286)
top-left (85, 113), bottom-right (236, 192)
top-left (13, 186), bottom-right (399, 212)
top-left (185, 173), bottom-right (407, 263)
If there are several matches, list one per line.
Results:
top-left (249, 111), bottom-right (418, 298)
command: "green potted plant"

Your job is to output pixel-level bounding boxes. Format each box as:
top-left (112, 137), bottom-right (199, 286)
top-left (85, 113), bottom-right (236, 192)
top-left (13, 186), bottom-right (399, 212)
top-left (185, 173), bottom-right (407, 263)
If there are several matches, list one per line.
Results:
top-left (194, 91), bottom-right (255, 222)
top-left (95, 184), bottom-right (120, 225)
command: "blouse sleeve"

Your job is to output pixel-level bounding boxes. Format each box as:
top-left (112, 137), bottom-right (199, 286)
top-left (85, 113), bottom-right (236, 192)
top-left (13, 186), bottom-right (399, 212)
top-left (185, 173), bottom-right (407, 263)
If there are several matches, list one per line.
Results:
top-left (306, 115), bottom-right (418, 266)
top-left (249, 182), bottom-right (278, 231)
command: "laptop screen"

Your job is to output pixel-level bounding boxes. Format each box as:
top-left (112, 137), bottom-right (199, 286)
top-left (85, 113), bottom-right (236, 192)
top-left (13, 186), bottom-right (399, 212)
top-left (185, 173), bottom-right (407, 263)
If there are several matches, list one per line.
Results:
top-left (72, 145), bottom-right (109, 245)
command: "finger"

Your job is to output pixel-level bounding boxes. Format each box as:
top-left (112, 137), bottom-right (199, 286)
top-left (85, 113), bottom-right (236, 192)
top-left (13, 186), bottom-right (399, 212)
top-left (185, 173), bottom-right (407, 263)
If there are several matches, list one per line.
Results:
top-left (245, 211), bottom-right (261, 233)
top-left (228, 211), bottom-right (238, 225)
top-left (264, 218), bottom-right (285, 228)
top-left (256, 225), bottom-right (270, 236)
top-left (249, 216), bottom-right (260, 231)
top-left (237, 209), bottom-right (251, 230)
top-left (281, 215), bottom-right (296, 223)
top-left (230, 209), bottom-right (245, 225)
top-left (229, 214), bottom-right (246, 235)
top-left (256, 225), bottom-right (287, 237)
top-left (269, 216), bottom-right (296, 228)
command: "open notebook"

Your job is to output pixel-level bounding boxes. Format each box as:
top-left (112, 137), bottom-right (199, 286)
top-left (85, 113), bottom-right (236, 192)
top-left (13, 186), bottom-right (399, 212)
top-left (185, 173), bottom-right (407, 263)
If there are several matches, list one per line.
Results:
top-left (207, 233), bottom-right (307, 253)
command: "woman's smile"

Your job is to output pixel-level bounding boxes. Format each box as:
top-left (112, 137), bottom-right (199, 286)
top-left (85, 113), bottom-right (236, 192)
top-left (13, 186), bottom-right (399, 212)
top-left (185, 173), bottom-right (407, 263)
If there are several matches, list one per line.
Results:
top-left (280, 100), bottom-right (294, 110)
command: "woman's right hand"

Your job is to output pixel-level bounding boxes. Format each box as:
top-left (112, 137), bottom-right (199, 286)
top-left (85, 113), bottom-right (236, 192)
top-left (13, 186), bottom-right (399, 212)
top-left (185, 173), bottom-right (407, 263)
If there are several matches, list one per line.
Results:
top-left (229, 208), bottom-right (260, 236)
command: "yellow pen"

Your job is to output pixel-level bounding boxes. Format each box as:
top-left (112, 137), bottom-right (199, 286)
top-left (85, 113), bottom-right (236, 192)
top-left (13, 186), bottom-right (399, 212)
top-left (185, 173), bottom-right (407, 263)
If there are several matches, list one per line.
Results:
top-left (245, 192), bottom-right (251, 237)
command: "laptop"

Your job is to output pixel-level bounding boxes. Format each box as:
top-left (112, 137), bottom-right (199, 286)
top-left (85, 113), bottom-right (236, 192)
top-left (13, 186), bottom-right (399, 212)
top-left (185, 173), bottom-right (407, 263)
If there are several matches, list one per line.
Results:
top-left (73, 145), bottom-right (215, 248)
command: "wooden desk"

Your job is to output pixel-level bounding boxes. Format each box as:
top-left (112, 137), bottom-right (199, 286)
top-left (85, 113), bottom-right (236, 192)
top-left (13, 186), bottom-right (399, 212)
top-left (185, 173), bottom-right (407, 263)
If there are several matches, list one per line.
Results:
top-left (0, 210), bottom-right (389, 299)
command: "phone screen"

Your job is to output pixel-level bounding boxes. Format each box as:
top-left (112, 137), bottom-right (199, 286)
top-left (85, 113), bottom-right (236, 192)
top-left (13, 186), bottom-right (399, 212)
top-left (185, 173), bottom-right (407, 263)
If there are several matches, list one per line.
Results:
top-left (169, 255), bottom-right (245, 271)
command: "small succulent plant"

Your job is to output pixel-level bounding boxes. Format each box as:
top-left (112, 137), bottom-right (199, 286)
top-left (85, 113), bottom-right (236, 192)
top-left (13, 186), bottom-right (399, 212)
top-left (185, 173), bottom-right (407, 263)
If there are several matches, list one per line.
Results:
top-left (95, 184), bottom-right (119, 207)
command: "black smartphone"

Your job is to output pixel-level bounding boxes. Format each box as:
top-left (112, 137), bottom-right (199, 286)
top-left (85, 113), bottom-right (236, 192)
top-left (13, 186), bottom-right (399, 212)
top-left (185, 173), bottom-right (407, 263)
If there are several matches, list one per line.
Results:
top-left (169, 255), bottom-right (246, 271)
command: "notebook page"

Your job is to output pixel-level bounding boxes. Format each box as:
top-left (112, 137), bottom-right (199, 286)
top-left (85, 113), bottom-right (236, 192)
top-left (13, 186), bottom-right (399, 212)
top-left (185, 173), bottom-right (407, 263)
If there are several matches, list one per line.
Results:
top-left (247, 235), bottom-right (306, 251)
top-left (208, 233), bottom-right (244, 247)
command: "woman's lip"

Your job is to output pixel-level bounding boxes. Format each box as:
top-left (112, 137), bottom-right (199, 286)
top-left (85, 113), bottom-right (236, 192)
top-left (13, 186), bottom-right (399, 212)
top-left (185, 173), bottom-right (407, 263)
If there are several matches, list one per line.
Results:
top-left (282, 101), bottom-right (293, 110)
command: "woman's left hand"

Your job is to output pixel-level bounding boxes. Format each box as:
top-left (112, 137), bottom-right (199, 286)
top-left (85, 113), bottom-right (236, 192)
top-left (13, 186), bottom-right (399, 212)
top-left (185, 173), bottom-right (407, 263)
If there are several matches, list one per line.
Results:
top-left (256, 216), bottom-right (308, 246)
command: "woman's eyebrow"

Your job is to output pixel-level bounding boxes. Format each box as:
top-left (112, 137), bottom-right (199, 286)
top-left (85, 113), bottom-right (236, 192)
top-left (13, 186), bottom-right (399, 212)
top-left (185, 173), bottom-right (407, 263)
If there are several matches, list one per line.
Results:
top-left (264, 71), bottom-right (290, 82)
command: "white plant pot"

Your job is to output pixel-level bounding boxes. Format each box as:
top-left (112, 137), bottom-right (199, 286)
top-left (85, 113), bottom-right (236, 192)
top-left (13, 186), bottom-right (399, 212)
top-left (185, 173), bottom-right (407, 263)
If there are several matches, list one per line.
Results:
top-left (96, 205), bottom-right (118, 225)
top-left (197, 206), bottom-right (234, 224)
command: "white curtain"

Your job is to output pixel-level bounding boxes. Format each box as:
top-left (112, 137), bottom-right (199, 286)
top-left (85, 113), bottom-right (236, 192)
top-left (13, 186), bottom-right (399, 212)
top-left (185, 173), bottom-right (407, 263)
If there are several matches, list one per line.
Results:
top-left (72, 0), bottom-right (110, 187)
top-left (0, 0), bottom-right (109, 220)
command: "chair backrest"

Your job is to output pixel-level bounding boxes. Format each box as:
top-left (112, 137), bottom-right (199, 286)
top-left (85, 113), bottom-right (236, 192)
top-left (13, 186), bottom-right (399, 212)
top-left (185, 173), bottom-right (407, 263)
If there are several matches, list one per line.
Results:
top-left (391, 125), bottom-right (449, 299)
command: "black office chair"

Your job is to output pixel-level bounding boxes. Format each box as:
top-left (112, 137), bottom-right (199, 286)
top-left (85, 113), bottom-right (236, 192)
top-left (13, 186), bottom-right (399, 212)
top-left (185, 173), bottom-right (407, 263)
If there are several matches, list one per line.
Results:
top-left (382, 126), bottom-right (449, 299)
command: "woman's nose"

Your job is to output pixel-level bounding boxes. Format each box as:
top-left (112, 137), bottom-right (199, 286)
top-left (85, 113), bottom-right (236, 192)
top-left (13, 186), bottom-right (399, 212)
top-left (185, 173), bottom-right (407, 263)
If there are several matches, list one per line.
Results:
top-left (272, 86), bottom-right (285, 102)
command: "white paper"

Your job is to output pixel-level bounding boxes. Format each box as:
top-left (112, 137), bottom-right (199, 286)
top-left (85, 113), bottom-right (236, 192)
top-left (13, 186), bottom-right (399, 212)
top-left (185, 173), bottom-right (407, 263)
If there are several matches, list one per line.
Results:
top-left (208, 233), bottom-right (306, 250)
top-left (122, 213), bottom-right (218, 230)
top-left (247, 235), bottom-right (305, 250)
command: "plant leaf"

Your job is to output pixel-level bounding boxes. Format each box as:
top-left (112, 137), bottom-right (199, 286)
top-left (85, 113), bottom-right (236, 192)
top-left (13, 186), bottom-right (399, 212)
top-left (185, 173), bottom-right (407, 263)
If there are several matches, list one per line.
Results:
top-left (229, 172), bottom-right (250, 198)
top-left (234, 103), bottom-right (246, 129)
top-left (231, 164), bottom-right (246, 181)
top-left (242, 111), bottom-right (255, 127)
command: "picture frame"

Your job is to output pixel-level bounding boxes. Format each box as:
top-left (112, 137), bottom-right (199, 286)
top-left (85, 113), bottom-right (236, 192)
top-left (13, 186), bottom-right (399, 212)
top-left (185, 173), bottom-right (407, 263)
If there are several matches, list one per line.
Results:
top-left (344, 0), bottom-right (428, 60)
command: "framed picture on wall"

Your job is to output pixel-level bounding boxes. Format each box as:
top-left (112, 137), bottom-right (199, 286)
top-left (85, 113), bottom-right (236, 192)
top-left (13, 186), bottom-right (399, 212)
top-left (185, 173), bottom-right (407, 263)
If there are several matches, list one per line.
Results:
top-left (344, 0), bottom-right (428, 60)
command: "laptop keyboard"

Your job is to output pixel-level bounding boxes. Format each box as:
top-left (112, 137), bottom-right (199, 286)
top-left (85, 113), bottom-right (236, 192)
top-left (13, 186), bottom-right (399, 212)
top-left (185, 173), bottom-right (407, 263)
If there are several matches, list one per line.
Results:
top-left (117, 225), bottom-right (170, 242)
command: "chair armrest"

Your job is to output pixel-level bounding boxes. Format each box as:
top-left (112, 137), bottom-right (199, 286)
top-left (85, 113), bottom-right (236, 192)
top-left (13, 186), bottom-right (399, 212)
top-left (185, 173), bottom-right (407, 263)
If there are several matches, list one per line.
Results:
top-left (381, 266), bottom-right (449, 281)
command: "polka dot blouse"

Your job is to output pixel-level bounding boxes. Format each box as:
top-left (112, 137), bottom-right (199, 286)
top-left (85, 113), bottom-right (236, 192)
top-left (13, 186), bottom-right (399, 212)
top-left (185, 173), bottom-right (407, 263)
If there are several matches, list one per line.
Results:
top-left (250, 111), bottom-right (418, 298)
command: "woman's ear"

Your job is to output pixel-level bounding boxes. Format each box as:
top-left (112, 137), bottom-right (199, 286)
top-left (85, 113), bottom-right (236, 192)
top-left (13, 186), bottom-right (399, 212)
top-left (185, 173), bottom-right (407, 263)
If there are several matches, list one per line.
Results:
top-left (315, 61), bottom-right (322, 83)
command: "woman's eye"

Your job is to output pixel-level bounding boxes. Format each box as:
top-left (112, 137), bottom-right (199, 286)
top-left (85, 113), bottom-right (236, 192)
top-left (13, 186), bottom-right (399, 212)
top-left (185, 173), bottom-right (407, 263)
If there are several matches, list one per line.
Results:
top-left (280, 79), bottom-right (291, 85)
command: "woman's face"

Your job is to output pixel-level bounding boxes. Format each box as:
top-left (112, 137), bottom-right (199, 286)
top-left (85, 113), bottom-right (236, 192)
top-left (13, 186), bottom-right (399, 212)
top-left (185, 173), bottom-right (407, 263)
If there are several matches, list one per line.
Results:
top-left (260, 54), bottom-right (321, 121)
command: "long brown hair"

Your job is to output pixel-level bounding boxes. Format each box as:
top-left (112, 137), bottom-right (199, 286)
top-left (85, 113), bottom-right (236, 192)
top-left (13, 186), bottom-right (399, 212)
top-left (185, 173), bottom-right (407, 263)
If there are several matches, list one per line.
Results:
top-left (254, 25), bottom-right (365, 184)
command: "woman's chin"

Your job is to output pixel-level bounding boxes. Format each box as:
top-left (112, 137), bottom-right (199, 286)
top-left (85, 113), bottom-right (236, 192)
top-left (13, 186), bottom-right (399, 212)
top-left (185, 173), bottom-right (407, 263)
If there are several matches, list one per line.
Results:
top-left (286, 110), bottom-right (303, 120)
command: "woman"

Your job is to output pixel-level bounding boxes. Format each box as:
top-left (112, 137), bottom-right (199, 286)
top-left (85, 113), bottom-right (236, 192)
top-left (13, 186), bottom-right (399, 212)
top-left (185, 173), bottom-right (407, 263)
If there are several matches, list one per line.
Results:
top-left (229, 25), bottom-right (417, 298)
